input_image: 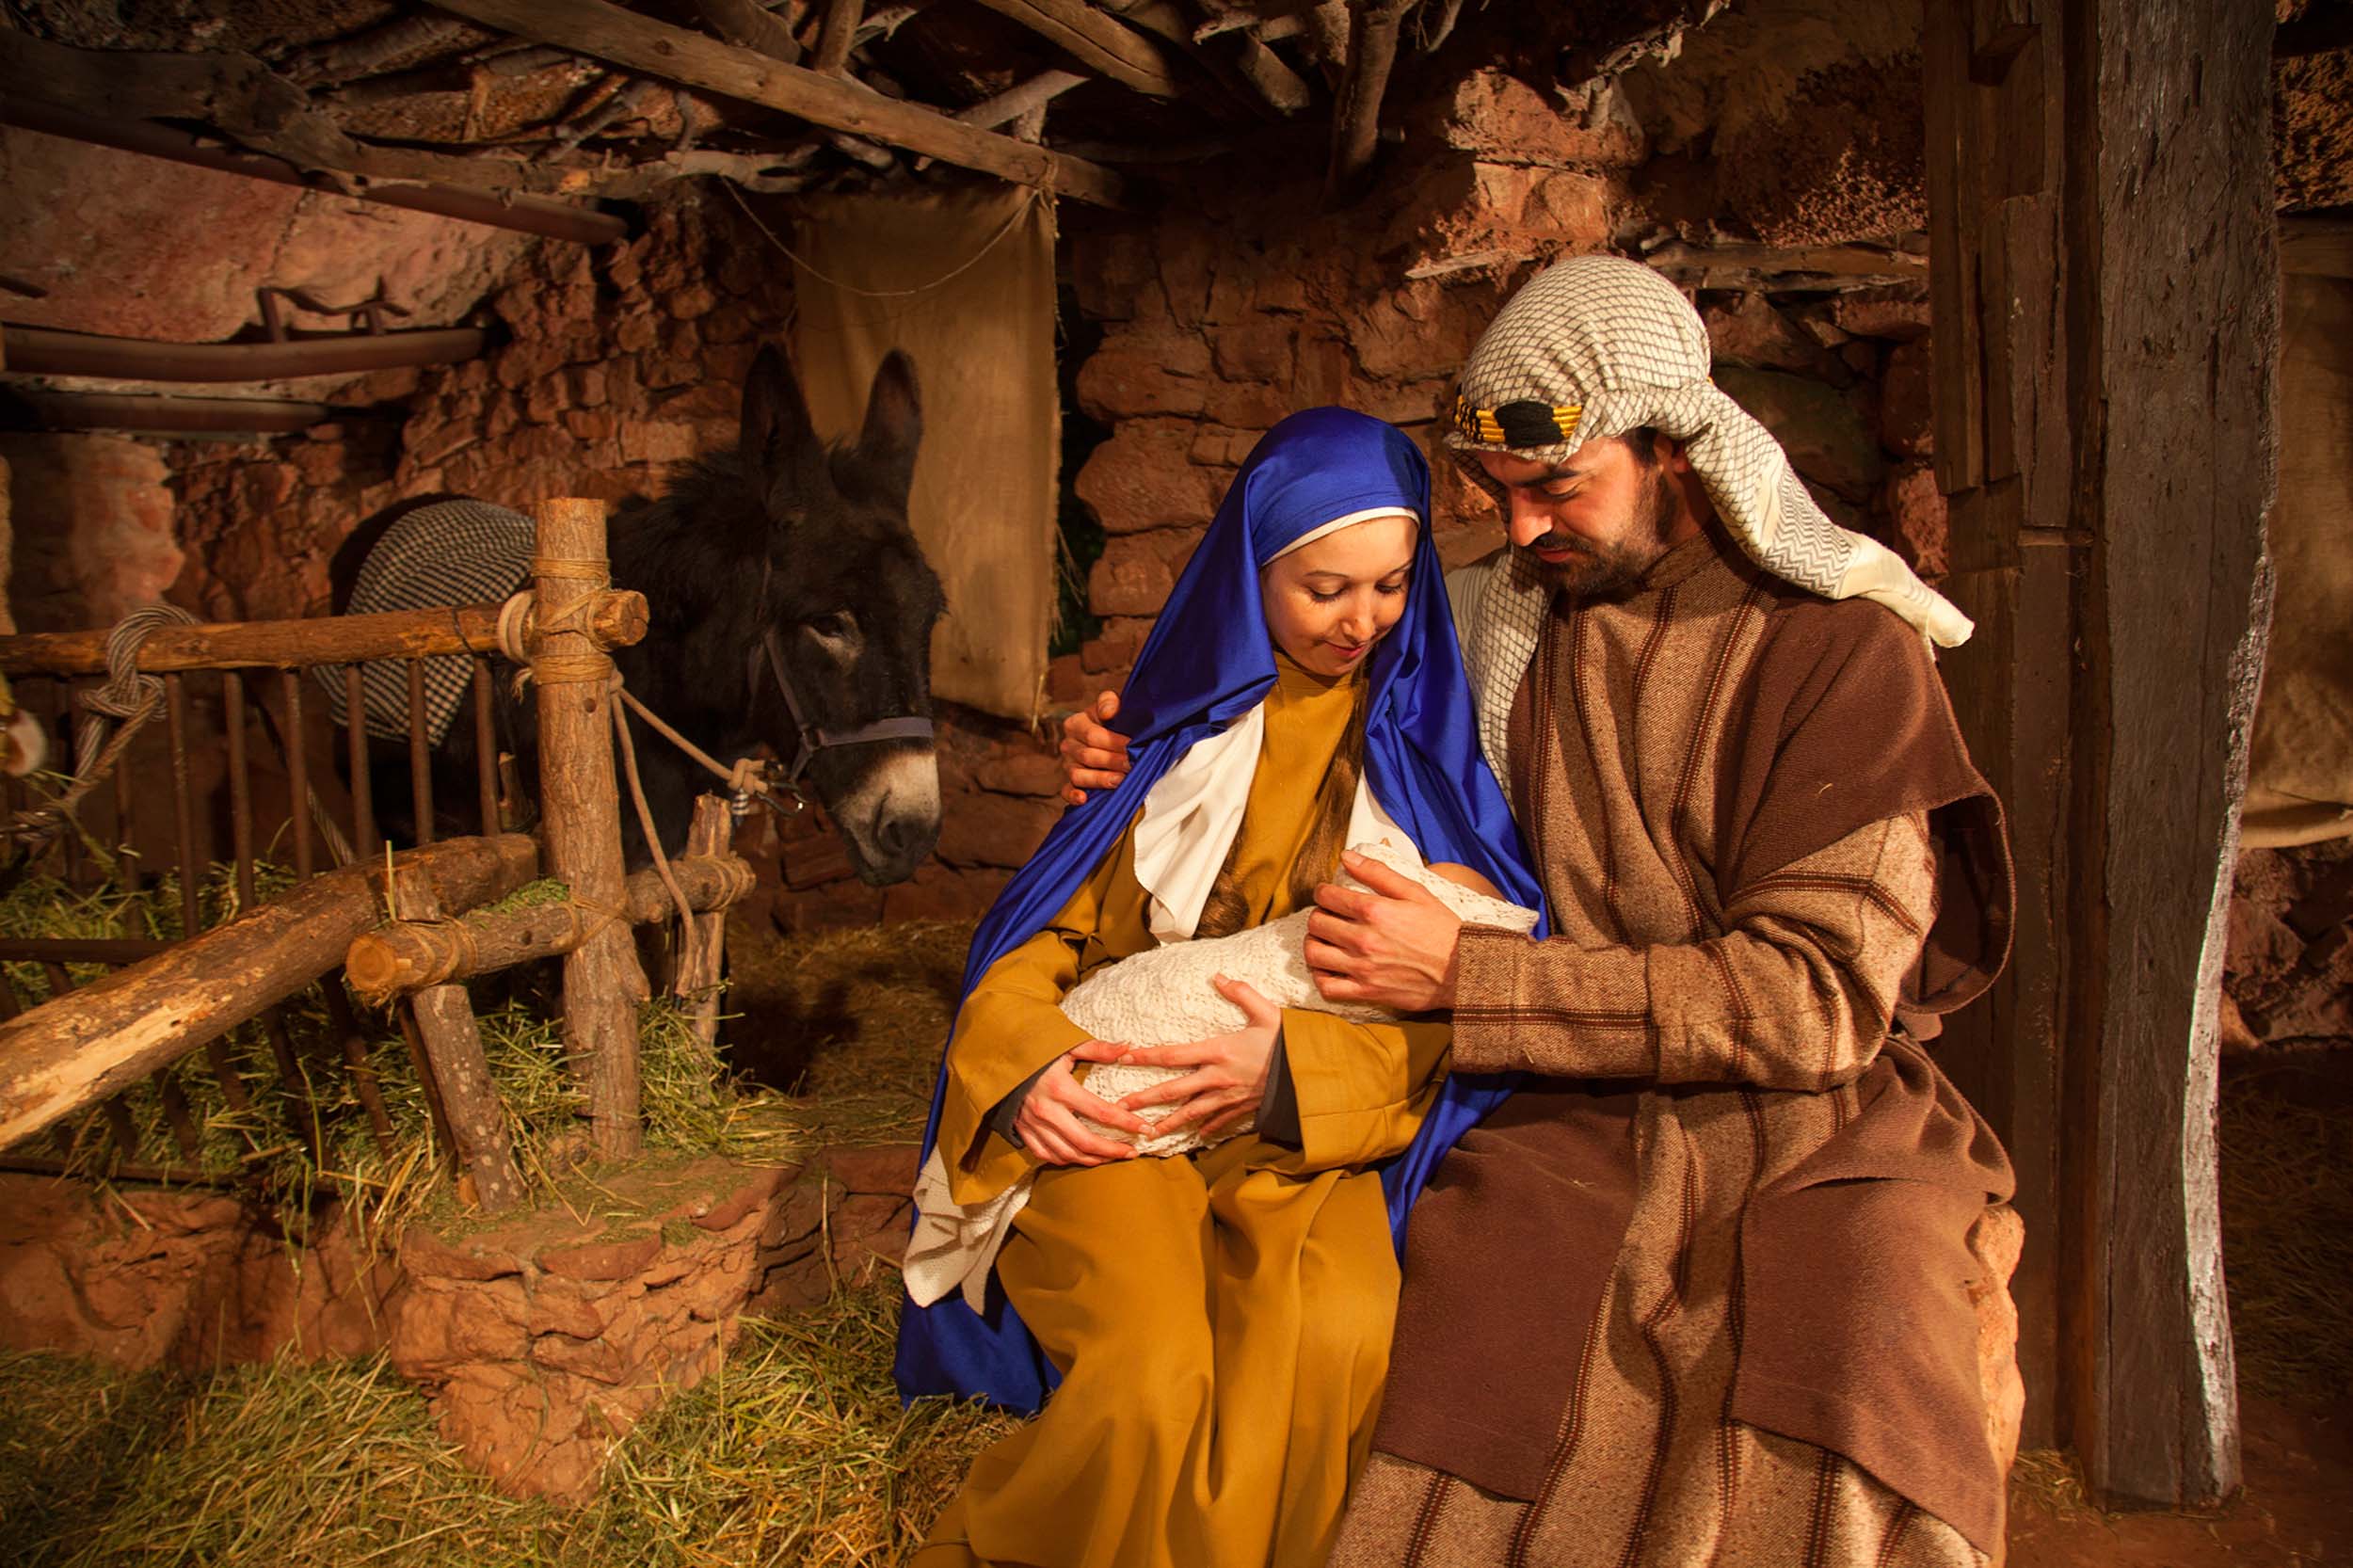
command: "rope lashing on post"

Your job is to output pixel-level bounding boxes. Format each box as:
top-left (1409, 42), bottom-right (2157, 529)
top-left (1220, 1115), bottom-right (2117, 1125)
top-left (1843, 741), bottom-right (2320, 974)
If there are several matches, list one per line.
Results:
top-left (496, 584), bottom-right (718, 998)
top-left (0, 603), bottom-right (195, 850)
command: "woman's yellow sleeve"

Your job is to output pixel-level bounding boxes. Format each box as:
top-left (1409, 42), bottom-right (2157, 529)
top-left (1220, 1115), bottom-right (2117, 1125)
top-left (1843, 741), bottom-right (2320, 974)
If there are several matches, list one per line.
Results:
top-left (1255, 1011), bottom-right (1452, 1174)
top-left (935, 829), bottom-right (1154, 1203)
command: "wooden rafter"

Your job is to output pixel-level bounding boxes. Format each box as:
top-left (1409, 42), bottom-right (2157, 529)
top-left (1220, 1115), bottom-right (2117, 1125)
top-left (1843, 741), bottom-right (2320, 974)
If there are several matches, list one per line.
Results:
top-left (962, 0), bottom-right (1186, 98)
top-left (811, 0), bottom-right (867, 72)
top-left (1325, 0), bottom-right (1411, 197)
top-left (432, 0), bottom-right (1131, 206)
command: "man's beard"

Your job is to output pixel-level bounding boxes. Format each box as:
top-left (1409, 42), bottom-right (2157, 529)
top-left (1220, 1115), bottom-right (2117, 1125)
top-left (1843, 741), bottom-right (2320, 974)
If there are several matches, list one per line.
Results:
top-left (1519, 470), bottom-right (1681, 600)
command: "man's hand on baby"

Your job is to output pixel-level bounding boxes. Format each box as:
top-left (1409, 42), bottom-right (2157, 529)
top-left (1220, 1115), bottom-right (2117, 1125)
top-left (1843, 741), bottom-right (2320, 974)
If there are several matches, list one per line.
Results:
top-left (1057, 690), bottom-right (1133, 806)
top-left (1108, 975), bottom-right (1280, 1141)
top-left (1015, 1046), bottom-right (1151, 1167)
top-left (1305, 850), bottom-right (1465, 1012)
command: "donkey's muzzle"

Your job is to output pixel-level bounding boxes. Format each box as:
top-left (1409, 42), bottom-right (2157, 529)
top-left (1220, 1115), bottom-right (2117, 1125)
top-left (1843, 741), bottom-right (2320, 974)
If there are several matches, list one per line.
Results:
top-left (841, 746), bottom-right (941, 886)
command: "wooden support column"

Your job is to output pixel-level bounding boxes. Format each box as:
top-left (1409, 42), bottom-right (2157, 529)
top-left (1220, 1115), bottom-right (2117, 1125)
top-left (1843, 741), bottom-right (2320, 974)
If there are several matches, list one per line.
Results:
top-left (531, 496), bottom-right (648, 1161)
top-left (1924, 0), bottom-right (2277, 1508)
top-left (390, 866), bottom-right (524, 1213)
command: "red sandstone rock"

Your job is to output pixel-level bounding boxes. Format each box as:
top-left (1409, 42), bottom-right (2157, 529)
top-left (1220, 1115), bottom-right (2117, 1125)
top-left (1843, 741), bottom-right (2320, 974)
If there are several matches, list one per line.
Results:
top-left (1831, 287), bottom-right (1933, 341)
top-left (1211, 318), bottom-right (1297, 383)
top-left (1067, 230), bottom-right (1162, 322)
top-left (400, 1228), bottom-right (526, 1283)
top-left (826, 1144), bottom-right (920, 1197)
top-left (1075, 422), bottom-right (1223, 535)
top-left (975, 747), bottom-right (1064, 797)
top-left (936, 788), bottom-right (1062, 870)
top-left (1203, 379), bottom-right (1294, 431)
top-left (1432, 69), bottom-right (1649, 170)
top-left (617, 421), bottom-right (698, 467)
top-left (1076, 328), bottom-right (1213, 421)
top-left (1880, 460), bottom-right (1950, 580)
top-left (1703, 294), bottom-right (1853, 383)
top-left (540, 1233), bottom-right (664, 1282)
top-left (1713, 367), bottom-right (1885, 504)
top-left (1880, 340), bottom-right (1935, 458)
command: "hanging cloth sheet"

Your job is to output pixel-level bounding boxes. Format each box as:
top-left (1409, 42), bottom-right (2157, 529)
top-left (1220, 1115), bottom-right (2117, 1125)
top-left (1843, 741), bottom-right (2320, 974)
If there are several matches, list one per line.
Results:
top-left (788, 185), bottom-right (1060, 724)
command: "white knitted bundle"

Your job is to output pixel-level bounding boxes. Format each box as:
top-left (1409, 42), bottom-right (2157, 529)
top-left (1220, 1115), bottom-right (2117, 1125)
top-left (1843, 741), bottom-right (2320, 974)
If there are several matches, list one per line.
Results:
top-left (1064, 840), bottom-right (1540, 1156)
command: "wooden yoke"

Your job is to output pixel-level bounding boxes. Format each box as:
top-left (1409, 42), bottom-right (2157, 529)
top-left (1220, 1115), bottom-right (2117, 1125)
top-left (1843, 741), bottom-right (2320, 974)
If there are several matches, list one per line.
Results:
top-left (531, 497), bottom-right (648, 1160)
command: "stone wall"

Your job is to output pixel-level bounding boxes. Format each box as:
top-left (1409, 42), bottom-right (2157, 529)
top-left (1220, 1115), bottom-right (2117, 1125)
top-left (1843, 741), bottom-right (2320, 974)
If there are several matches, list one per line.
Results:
top-left (1, 433), bottom-right (184, 635)
top-left (1054, 65), bottom-right (1944, 709)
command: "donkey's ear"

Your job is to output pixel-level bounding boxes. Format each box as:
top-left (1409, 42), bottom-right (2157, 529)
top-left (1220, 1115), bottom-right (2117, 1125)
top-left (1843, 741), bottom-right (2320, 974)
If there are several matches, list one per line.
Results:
top-left (740, 344), bottom-right (815, 488)
top-left (853, 349), bottom-right (922, 500)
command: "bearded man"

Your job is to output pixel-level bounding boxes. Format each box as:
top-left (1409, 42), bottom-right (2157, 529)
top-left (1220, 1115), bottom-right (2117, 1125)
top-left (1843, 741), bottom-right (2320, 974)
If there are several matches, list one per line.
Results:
top-left (1061, 257), bottom-right (2021, 1567)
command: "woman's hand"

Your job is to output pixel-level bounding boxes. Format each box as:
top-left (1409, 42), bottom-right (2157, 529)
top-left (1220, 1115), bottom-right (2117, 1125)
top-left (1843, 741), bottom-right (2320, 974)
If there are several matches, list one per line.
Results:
top-left (1012, 1043), bottom-right (1150, 1167)
top-left (1112, 976), bottom-right (1282, 1142)
top-left (1058, 690), bottom-right (1134, 806)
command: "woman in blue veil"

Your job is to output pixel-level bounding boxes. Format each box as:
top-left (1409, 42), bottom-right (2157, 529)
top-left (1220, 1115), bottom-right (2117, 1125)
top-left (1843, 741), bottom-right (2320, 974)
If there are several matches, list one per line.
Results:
top-left (898, 408), bottom-right (1542, 1568)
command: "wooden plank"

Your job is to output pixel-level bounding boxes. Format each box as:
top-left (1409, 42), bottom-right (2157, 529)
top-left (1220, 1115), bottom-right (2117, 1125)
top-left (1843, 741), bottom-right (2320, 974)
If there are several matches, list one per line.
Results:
top-left (966, 0), bottom-right (1184, 97)
top-left (433, 0), bottom-right (1131, 208)
top-left (530, 497), bottom-right (647, 1160)
top-left (0, 835), bottom-right (538, 1151)
top-left (2073, 0), bottom-right (2275, 1507)
top-left (811, 0), bottom-right (864, 73)
top-left (1923, 0), bottom-right (1987, 493)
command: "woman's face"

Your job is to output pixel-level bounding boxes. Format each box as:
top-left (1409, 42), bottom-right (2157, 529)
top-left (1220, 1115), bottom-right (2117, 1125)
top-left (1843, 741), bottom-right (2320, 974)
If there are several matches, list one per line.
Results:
top-left (1260, 514), bottom-right (1417, 678)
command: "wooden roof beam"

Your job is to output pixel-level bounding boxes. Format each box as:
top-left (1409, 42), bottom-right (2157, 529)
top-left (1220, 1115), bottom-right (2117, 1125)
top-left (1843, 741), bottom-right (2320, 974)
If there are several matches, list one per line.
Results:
top-left (1326, 0), bottom-right (1410, 199)
top-left (961, 0), bottom-right (1186, 99)
top-left (432, 0), bottom-right (1132, 206)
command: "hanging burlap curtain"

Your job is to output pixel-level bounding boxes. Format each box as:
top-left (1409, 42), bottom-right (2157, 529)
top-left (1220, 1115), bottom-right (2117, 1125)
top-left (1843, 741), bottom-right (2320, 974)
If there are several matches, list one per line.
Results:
top-left (790, 184), bottom-right (1059, 724)
top-left (2241, 264), bottom-right (2353, 848)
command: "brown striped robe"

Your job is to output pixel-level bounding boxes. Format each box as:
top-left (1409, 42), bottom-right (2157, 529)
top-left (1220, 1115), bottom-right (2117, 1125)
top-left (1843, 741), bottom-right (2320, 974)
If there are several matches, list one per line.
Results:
top-left (1329, 531), bottom-right (2019, 1568)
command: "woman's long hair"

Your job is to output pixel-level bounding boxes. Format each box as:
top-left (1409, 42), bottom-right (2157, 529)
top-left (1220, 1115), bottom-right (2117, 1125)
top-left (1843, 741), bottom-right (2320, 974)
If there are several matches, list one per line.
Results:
top-left (1193, 677), bottom-right (1370, 939)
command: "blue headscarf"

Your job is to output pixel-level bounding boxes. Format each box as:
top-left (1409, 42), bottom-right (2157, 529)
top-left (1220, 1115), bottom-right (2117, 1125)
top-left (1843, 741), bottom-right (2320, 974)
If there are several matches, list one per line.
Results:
top-left (893, 408), bottom-right (1543, 1410)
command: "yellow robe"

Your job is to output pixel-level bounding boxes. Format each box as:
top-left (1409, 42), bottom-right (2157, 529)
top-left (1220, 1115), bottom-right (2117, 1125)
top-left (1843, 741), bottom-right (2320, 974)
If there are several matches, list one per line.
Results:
top-left (918, 655), bottom-right (1452, 1568)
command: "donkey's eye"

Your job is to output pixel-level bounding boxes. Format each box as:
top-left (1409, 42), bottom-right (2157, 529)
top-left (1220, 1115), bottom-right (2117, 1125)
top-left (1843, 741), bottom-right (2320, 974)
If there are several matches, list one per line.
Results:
top-left (804, 610), bottom-right (858, 646)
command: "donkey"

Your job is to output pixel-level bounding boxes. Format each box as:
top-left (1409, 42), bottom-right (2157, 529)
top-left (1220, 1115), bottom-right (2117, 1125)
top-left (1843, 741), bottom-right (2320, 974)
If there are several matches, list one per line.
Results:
top-left (331, 345), bottom-right (946, 886)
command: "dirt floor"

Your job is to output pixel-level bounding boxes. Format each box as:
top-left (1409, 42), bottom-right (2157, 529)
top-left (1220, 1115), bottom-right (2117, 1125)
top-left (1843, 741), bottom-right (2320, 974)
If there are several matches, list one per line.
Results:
top-left (2008, 1048), bottom-right (2353, 1567)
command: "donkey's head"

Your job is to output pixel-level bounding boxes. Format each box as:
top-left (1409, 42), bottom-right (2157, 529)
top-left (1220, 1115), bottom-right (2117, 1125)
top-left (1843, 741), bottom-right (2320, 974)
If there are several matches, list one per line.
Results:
top-left (741, 344), bottom-right (945, 886)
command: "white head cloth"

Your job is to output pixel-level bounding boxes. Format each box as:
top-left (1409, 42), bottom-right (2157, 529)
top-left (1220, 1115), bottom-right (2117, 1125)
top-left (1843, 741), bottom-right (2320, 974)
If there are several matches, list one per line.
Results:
top-left (1444, 256), bottom-right (1972, 786)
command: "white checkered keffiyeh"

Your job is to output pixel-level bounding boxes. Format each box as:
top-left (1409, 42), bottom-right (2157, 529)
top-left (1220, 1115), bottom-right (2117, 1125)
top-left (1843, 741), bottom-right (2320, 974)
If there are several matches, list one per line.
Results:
top-left (319, 499), bottom-right (536, 746)
top-left (1444, 255), bottom-right (1973, 788)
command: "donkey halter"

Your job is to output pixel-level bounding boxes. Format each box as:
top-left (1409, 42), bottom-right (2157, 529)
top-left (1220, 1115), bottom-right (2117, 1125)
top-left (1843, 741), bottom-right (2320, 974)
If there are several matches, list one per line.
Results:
top-left (747, 628), bottom-right (936, 808)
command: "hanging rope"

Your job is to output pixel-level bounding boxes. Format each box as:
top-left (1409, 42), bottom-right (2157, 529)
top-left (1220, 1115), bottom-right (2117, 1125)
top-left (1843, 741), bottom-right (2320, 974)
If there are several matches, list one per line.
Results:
top-left (1, 604), bottom-right (196, 850)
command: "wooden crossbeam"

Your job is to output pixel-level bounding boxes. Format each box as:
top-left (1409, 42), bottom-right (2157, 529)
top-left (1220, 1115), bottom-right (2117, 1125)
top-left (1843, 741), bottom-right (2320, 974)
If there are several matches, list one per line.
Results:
top-left (434, 0), bottom-right (1131, 207)
top-left (964, 0), bottom-right (1186, 98)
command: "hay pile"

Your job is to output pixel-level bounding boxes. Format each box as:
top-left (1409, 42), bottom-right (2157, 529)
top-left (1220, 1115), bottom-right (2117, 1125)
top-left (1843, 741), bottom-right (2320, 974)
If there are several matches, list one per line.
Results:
top-left (0, 1282), bottom-right (1018, 1567)
top-left (2217, 1056), bottom-right (2353, 1401)
top-left (0, 866), bottom-right (971, 1238)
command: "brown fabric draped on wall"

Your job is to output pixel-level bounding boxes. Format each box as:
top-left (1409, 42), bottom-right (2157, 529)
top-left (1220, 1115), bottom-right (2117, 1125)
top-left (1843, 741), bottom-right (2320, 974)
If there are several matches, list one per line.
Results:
top-left (789, 185), bottom-right (1060, 724)
top-left (2243, 260), bottom-right (2353, 847)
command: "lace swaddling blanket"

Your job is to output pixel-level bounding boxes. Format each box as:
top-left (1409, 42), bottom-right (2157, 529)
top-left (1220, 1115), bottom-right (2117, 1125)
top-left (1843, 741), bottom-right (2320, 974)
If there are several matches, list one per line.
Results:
top-left (903, 840), bottom-right (1540, 1311)
top-left (1064, 839), bottom-right (1539, 1157)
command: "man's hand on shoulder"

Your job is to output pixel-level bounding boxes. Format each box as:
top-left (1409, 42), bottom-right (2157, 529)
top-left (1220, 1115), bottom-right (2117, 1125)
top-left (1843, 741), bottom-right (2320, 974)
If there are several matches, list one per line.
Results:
top-left (1304, 851), bottom-right (1464, 1013)
top-left (1058, 690), bottom-right (1132, 806)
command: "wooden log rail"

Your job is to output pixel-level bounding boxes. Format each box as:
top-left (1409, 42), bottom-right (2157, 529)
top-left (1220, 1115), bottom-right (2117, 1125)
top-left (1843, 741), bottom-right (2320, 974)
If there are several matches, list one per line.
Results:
top-left (345, 852), bottom-right (758, 1005)
top-left (0, 592), bottom-right (646, 676)
top-left (0, 833), bottom-right (539, 1151)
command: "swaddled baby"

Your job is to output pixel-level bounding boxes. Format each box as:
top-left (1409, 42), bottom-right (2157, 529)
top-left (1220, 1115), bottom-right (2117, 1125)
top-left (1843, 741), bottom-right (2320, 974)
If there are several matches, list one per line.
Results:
top-left (903, 839), bottom-right (1541, 1312)
top-left (1062, 838), bottom-right (1542, 1156)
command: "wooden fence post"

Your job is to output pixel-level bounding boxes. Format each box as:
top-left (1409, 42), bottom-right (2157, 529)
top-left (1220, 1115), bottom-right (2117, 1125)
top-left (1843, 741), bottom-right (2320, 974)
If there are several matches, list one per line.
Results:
top-left (682, 793), bottom-right (732, 1048)
top-left (390, 865), bottom-right (524, 1212)
top-left (530, 496), bottom-right (647, 1160)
